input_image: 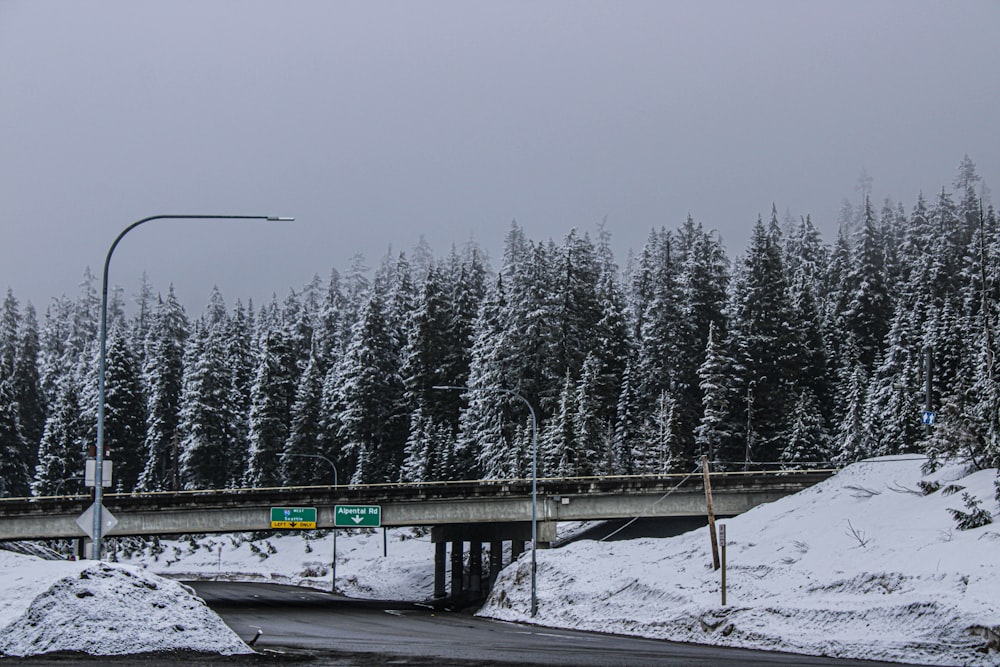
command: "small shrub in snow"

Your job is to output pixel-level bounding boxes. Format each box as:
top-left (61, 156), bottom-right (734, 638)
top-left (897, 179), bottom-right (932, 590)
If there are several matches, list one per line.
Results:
top-left (300, 563), bottom-right (328, 577)
top-left (942, 484), bottom-right (965, 496)
top-left (845, 519), bottom-right (872, 548)
top-left (948, 493), bottom-right (993, 531)
top-left (917, 480), bottom-right (941, 495)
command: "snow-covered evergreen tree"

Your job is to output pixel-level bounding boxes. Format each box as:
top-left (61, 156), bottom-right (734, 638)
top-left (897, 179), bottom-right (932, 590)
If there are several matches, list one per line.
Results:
top-left (102, 327), bottom-right (146, 491)
top-left (695, 321), bottom-right (730, 464)
top-left (780, 388), bottom-right (829, 465)
top-left (177, 315), bottom-right (234, 490)
top-left (32, 376), bottom-right (86, 496)
top-left (0, 374), bottom-right (29, 497)
top-left (281, 346), bottom-right (326, 485)
top-left (138, 287), bottom-right (187, 491)
top-left (245, 324), bottom-right (297, 488)
top-left (335, 283), bottom-right (407, 484)
top-left (14, 302), bottom-right (45, 462)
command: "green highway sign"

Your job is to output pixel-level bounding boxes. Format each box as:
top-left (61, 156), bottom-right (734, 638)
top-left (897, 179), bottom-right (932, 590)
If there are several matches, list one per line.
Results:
top-left (335, 504), bottom-right (381, 527)
top-left (270, 507), bottom-right (317, 529)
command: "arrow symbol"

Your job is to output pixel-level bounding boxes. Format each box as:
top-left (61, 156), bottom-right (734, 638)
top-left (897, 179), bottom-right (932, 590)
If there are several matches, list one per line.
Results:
top-left (351, 516), bottom-right (364, 524)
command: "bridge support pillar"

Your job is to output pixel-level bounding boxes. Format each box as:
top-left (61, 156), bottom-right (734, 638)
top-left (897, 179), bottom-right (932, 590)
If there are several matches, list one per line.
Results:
top-left (469, 541), bottom-right (483, 599)
top-left (511, 539), bottom-right (524, 562)
top-left (488, 540), bottom-right (502, 591)
top-left (450, 540), bottom-right (464, 599)
top-left (434, 541), bottom-right (447, 598)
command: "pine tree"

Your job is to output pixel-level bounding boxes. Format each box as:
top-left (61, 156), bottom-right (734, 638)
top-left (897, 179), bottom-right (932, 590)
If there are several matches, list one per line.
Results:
top-left (14, 302), bottom-right (46, 462)
top-left (177, 318), bottom-right (233, 490)
top-left (695, 321), bottom-right (730, 464)
top-left (335, 285), bottom-right (407, 484)
top-left (69, 268), bottom-right (100, 359)
top-left (281, 347), bottom-right (326, 486)
top-left (862, 306), bottom-right (924, 456)
top-left (843, 197), bottom-right (891, 373)
top-left (246, 325), bottom-right (297, 487)
top-left (32, 377), bottom-right (86, 496)
top-left (103, 327), bottom-right (146, 491)
top-left (0, 374), bottom-right (29, 497)
top-left (316, 268), bottom-right (346, 366)
top-left (834, 350), bottom-right (870, 465)
top-left (573, 353), bottom-right (606, 476)
top-left (540, 373), bottom-right (578, 477)
top-left (0, 288), bottom-right (19, 380)
top-left (780, 388), bottom-right (829, 466)
top-left (38, 296), bottom-right (73, 407)
top-left (612, 359), bottom-right (641, 475)
top-left (138, 287), bottom-right (187, 491)
top-left (458, 276), bottom-right (511, 479)
top-left (723, 213), bottom-right (797, 466)
top-left (131, 273), bottom-right (155, 358)
top-left (400, 265), bottom-right (457, 480)
top-left (636, 390), bottom-right (681, 473)
top-left (225, 298), bottom-right (256, 487)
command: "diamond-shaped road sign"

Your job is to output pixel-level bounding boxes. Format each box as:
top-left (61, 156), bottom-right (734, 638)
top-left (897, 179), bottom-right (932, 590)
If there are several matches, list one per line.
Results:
top-left (75, 503), bottom-right (118, 541)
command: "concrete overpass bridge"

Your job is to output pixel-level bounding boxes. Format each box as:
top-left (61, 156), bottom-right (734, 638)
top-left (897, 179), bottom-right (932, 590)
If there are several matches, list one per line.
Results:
top-left (0, 468), bottom-right (836, 600)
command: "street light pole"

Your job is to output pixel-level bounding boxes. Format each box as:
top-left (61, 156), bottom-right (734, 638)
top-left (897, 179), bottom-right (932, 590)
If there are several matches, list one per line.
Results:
top-left (93, 214), bottom-right (293, 560)
top-left (286, 453), bottom-right (340, 593)
top-left (432, 385), bottom-right (539, 617)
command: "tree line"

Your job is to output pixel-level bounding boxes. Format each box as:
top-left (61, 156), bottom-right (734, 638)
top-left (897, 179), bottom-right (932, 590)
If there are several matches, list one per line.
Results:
top-left (1, 157), bottom-right (997, 498)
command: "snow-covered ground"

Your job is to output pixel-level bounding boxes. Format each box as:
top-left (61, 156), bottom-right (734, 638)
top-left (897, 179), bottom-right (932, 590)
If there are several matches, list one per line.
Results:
top-left (0, 551), bottom-right (251, 657)
top-left (2, 456), bottom-right (997, 664)
top-left (480, 456), bottom-right (1000, 666)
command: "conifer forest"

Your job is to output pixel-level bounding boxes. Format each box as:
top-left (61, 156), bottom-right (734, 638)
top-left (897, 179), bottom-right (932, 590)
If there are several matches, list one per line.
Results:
top-left (2, 157), bottom-right (999, 498)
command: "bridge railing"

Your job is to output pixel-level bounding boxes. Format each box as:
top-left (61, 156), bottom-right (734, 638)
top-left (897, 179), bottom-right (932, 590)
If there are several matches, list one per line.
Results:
top-left (0, 465), bottom-right (840, 511)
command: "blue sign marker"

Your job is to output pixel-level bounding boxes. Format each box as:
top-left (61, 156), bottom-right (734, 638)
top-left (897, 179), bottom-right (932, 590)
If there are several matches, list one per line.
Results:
top-left (921, 411), bottom-right (936, 425)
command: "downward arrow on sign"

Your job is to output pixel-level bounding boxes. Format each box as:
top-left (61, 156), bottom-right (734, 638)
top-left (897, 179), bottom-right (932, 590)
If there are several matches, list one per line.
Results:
top-left (351, 516), bottom-right (364, 524)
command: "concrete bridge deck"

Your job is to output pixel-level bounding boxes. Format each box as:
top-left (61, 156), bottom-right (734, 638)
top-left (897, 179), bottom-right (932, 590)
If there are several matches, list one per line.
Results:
top-left (0, 469), bottom-right (836, 542)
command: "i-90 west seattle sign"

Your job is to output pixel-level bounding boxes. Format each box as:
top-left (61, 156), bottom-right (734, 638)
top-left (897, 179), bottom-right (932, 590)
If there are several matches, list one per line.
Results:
top-left (270, 507), bottom-right (317, 529)
top-left (334, 504), bottom-right (381, 527)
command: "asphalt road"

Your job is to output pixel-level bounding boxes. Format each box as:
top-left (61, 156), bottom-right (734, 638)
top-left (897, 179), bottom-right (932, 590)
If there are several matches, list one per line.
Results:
top-left (179, 581), bottom-right (916, 667)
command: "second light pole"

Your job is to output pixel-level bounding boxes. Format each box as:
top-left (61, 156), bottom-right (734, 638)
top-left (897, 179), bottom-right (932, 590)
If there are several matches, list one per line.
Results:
top-left (285, 453), bottom-right (340, 593)
top-left (432, 385), bottom-right (538, 617)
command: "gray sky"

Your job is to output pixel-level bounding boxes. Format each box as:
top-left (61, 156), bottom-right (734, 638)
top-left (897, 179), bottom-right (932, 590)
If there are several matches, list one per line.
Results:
top-left (2, 0), bottom-right (998, 312)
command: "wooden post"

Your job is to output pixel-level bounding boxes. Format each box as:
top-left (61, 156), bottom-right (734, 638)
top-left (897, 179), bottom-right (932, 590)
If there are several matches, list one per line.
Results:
top-left (702, 455), bottom-right (720, 570)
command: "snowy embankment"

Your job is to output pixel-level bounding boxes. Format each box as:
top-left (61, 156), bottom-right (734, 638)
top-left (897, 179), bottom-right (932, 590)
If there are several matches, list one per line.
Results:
top-left (0, 552), bottom-right (251, 658)
top-left (479, 456), bottom-right (1000, 666)
top-left (122, 527), bottom-right (437, 600)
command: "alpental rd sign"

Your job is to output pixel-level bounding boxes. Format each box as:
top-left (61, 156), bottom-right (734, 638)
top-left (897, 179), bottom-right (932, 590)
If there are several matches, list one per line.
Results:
top-left (270, 507), bottom-right (317, 529)
top-left (334, 504), bottom-right (381, 528)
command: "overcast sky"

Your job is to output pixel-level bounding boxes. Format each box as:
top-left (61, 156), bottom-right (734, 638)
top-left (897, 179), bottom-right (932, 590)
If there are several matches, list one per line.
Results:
top-left (1, 0), bottom-right (997, 312)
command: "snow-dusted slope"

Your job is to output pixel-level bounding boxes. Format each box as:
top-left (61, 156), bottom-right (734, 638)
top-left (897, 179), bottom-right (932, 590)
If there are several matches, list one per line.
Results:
top-left (479, 456), bottom-right (1000, 666)
top-left (0, 552), bottom-right (251, 657)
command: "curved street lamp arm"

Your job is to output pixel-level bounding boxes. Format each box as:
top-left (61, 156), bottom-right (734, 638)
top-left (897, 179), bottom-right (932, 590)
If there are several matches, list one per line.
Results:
top-left (92, 214), bottom-right (293, 560)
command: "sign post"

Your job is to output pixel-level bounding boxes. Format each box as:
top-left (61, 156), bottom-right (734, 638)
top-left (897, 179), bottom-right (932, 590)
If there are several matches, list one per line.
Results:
top-left (270, 507), bottom-right (317, 529)
top-left (334, 505), bottom-right (381, 528)
top-left (719, 523), bottom-right (727, 606)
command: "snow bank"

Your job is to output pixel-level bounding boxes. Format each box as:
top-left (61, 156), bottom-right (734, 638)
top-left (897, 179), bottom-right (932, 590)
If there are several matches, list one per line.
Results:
top-left (121, 528), bottom-right (436, 600)
top-left (479, 456), bottom-right (1000, 666)
top-left (0, 551), bottom-right (252, 657)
